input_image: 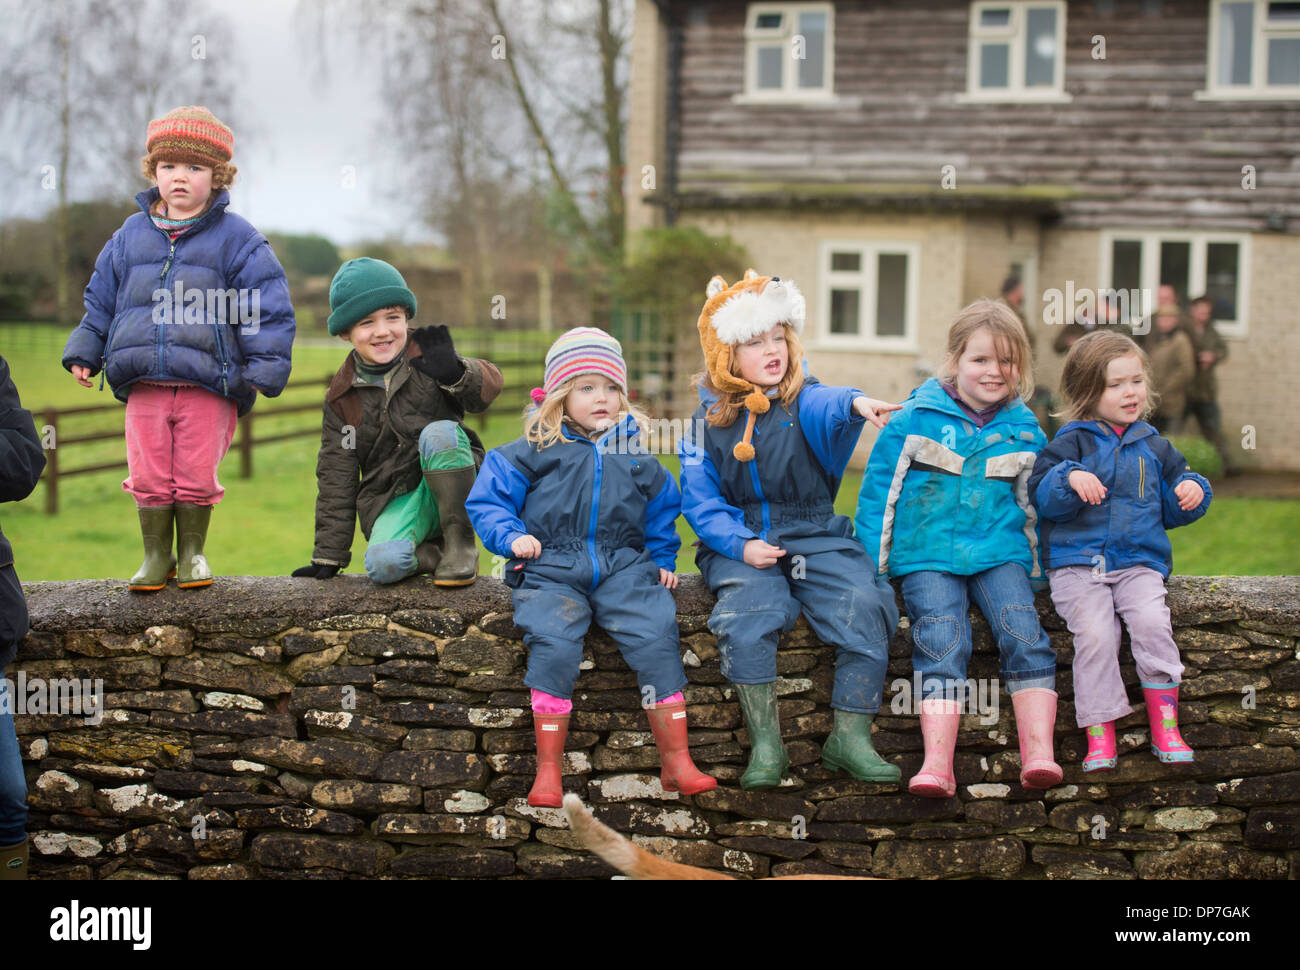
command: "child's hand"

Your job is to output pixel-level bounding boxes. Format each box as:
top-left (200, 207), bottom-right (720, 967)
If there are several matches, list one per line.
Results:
top-left (743, 539), bottom-right (786, 569)
top-left (511, 534), bottom-right (542, 558)
top-left (1068, 470), bottom-right (1107, 504)
top-left (659, 569), bottom-right (678, 590)
top-left (1174, 479), bottom-right (1204, 510)
top-left (71, 365), bottom-right (93, 388)
top-left (853, 396), bottom-right (903, 429)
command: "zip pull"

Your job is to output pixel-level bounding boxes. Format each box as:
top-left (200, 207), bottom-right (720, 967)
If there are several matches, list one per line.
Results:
top-left (98, 359), bottom-right (106, 391)
top-left (159, 240), bottom-right (176, 280)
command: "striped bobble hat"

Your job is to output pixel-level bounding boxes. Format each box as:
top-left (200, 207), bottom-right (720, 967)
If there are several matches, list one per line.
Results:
top-left (146, 106), bottom-right (234, 168)
top-left (535, 327), bottom-right (627, 403)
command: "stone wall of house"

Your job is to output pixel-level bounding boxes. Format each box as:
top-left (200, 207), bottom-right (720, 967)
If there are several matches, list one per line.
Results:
top-left (11, 574), bottom-right (1298, 880)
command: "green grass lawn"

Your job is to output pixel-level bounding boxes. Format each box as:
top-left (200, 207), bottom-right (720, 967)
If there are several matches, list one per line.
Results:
top-left (3, 323), bottom-right (1296, 582)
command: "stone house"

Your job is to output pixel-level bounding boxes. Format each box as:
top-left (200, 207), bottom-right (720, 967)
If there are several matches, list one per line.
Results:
top-left (627, 0), bottom-right (1300, 470)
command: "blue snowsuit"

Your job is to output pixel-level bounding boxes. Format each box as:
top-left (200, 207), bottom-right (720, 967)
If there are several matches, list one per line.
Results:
top-left (1028, 420), bottom-right (1212, 577)
top-left (62, 188), bottom-right (295, 416)
top-left (466, 416), bottom-right (687, 701)
top-left (855, 379), bottom-right (1055, 700)
top-left (678, 377), bottom-right (898, 714)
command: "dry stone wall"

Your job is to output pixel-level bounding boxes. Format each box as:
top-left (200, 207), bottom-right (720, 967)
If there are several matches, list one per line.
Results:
top-left (11, 575), bottom-right (1299, 880)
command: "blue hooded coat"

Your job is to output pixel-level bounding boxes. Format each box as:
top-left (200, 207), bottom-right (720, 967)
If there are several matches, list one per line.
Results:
top-left (61, 188), bottom-right (295, 416)
top-left (855, 378), bottom-right (1047, 579)
top-left (1029, 419), bottom-right (1211, 578)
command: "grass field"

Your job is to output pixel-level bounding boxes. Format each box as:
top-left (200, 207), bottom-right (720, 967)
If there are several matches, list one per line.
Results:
top-left (2, 322), bottom-right (1296, 582)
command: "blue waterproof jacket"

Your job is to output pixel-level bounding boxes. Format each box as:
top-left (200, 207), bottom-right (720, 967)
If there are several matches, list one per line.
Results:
top-left (466, 415), bottom-right (681, 589)
top-left (1029, 420), bottom-right (1211, 578)
top-left (62, 188), bottom-right (295, 416)
top-left (679, 376), bottom-right (868, 561)
top-left (855, 379), bottom-right (1047, 579)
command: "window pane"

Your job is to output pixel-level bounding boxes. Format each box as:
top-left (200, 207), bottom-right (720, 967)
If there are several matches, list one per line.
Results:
top-left (980, 42), bottom-right (1010, 87)
top-left (1219, 2), bottom-right (1255, 85)
top-left (756, 12), bottom-right (783, 29)
top-left (831, 252), bottom-right (861, 272)
top-left (797, 11), bottom-right (826, 89)
top-left (1024, 7), bottom-right (1057, 87)
top-left (830, 289), bottom-right (860, 335)
top-left (1267, 37), bottom-right (1300, 84)
top-left (876, 254), bottom-right (908, 338)
top-left (757, 46), bottom-right (783, 89)
top-left (1159, 242), bottom-right (1190, 306)
top-left (1112, 240), bottom-right (1142, 320)
top-left (980, 8), bottom-right (1012, 27)
top-left (1205, 243), bottom-right (1240, 320)
top-left (1267, 2), bottom-right (1300, 22)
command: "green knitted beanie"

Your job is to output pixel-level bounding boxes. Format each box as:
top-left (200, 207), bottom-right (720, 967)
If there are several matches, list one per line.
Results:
top-left (328, 258), bottom-right (418, 336)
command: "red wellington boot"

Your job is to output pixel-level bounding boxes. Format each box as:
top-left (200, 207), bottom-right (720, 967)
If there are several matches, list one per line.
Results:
top-left (646, 700), bottom-right (717, 795)
top-left (528, 712), bottom-right (569, 808)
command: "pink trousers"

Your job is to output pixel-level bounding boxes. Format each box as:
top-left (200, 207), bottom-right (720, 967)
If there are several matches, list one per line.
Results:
top-left (122, 383), bottom-right (238, 507)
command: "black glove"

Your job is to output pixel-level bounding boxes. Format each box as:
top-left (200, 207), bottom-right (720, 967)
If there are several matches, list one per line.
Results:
top-left (291, 563), bottom-right (340, 579)
top-left (409, 325), bottom-right (466, 385)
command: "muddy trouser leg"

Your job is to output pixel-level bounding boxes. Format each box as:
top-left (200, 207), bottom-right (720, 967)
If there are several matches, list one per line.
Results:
top-left (510, 575), bottom-right (594, 700)
top-left (589, 558), bottom-right (687, 703)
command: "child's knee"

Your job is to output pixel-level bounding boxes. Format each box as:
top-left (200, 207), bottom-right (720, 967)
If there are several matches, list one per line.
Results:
top-left (419, 420), bottom-right (466, 460)
top-left (364, 540), bottom-right (417, 584)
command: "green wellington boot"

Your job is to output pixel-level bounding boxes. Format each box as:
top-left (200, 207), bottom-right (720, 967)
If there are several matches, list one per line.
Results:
top-left (0, 837), bottom-right (28, 880)
top-left (129, 505), bottom-right (177, 592)
top-left (422, 466), bottom-right (480, 586)
top-left (175, 503), bottom-right (214, 589)
top-left (734, 682), bottom-right (790, 790)
top-left (822, 710), bottom-right (901, 783)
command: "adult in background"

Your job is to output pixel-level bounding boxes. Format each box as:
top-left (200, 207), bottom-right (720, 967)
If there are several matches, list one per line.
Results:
top-left (1147, 304), bottom-right (1195, 435)
top-left (1184, 295), bottom-right (1239, 475)
top-left (0, 354), bottom-right (46, 880)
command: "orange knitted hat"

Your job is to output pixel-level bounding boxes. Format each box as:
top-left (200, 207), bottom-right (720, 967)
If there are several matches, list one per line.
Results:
top-left (146, 106), bottom-right (234, 168)
top-left (697, 269), bottom-right (805, 462)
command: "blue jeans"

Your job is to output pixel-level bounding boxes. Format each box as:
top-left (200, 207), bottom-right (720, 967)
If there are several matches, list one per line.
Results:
top-left (0, 677), bottom-right (26, 844)
top-left (700, 544), bottom-right (898, 714)
top-left (901, 563), bottom-right (1056, 701)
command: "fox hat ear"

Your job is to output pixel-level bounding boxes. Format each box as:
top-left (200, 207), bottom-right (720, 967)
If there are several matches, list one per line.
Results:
top-left (706, 275), bottom-right (727, 298)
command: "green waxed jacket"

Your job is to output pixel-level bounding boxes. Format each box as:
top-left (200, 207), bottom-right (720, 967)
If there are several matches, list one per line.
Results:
top-left (310, 339), bottom-right (503, 567)
top-left (1185, 320), bottom-right (1229, 403)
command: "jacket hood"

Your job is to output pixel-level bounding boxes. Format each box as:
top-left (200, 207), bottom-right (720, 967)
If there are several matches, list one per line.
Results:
top-left (1054, 418), bottom-right (1156, 445)
top-left (911, 378), bottom-right (1039, 433)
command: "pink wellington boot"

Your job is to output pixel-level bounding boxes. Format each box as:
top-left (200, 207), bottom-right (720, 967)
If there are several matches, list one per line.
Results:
top-left (1082, 722), bottom-right (1118, 772)
top-left (1142, 683), bottom-right (1194, 763)
top-left (908, 698), bottom-right (962, 798)
top-left (1012, 687), bottom-right (1063, 789)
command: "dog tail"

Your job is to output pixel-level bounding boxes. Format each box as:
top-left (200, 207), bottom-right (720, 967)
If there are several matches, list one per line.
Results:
top-left (562, 794), bottom-right (733, 880)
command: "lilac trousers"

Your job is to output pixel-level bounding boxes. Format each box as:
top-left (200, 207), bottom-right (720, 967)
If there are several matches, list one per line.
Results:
top-left (122, 383), bottom-right (238, 506)
top-left (1048, 565), bottom-right (1184, 727)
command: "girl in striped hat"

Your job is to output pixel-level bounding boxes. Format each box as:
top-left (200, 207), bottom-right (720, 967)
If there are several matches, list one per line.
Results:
top-left (62, 106), bottom-right (295, 592)
top-left (466, 327), bottom-right (717, 807)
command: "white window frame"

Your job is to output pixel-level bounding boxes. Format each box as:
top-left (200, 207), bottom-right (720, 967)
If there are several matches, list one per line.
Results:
top-left (1098, 230), bottom-right (1251, 337)
top-left (739, 2), bottom-right (836, 103)
top-left (813, 241), bottom-right (921, 352)
top-left (1199, 0), bottom-right (1300, 100)
top-left (959, 0), bottom-right (1072, 103)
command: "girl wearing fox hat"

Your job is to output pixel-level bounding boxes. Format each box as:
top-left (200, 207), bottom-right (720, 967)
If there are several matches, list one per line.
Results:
top-left (679, 270), bottom-right (903, 788)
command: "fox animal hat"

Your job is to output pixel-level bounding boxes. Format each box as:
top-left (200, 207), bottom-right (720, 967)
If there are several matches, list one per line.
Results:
top-left (697, 269), bottom-right (805, 462)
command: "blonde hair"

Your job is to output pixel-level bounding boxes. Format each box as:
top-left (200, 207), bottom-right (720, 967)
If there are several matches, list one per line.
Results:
top-left (524, 374), bottom-right (650, 448)
top-left (940, 299), bottom-right (1035, 402)
top-left (141, 155), bottom-right (238, 190)
top-left (693, 322), bottom-right (806, 428)
top-left (1055, 330), bottom-right (1159, 423)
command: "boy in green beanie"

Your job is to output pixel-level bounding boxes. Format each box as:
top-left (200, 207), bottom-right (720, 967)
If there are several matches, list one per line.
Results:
top-left (292, 258), bottom-right (502, 585)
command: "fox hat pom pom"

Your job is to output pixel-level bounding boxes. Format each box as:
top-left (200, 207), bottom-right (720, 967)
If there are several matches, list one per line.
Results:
top-left (696, 269), bottom-right (803, 462)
